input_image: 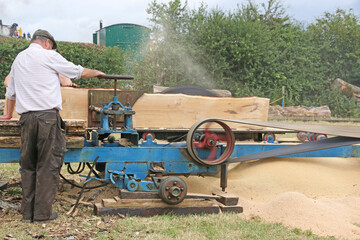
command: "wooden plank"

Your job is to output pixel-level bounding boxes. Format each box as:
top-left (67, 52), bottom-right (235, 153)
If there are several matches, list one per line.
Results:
top-left (94, 200), bottom-right (220, 216)
top-left (0, 182), bottom-right (8, 191)
top-left (102, 198), bottom-right (213, 208)
top-left (132, 93), bottom-right (269, 130)
top-left (64, 119), bottom-right (86, 128)
top-left (218, 204), bottom-right (243, 213)
top-left (65, 136), bottom-right (84, 148)
top-left (212, 191), bottom-right (239, 206)
top-left (119, 189), bottom-right (161, 199)
top-left (4, 87), bottom-right (90, 121)
top-left (61, 87), bottom-right (89, 122)
top-left (0, 136), bottom-right (84, 148)
top-left (0, 119), bottom-right (86, 137)
top-left (0, 137), bottom-right (21, 147)
top-left (102, 198), bottom-right (117, 207)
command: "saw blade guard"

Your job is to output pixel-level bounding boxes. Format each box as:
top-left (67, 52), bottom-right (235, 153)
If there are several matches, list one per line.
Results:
top-left (186, 119), bottom-right (235, 165)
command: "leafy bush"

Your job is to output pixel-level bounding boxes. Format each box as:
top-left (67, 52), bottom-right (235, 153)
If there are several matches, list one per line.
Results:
top-left (0, 37), bottom-right (29, 97)
top-left (0, 37), bottom-right (126, 97)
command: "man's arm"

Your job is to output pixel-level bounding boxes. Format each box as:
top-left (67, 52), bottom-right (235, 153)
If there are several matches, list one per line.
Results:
top-left (0, 74), bottom-right (15, 120)
top-left (0, 98), bottom-right (15, 120)
top-left (4, 74), bottom-right (10, 88)
top-left (81, 68), bottom-right (104, 78)
top-left (59, 74), bottom-right (78, 87)
top-left (59, 74), bottom-right (72, 86)
top-left (51, 52), bottom-right (104, 79)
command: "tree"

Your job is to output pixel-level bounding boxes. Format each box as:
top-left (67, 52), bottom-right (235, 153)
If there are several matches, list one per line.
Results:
top-left (308, 9), bottom-right (360, 85)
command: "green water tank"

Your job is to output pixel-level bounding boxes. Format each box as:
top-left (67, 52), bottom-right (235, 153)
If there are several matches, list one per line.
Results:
top-left (93, 23), bottom-right (150, 55)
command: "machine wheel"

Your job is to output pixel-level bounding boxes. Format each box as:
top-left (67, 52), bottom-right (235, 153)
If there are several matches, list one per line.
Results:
top-left (308, 133), bottom-right (318, 141)
top-left (297, 131), bottom-right (308, 142)
top-left (142, 132), bottom-right (155, 141)
top-left (159, 177), bottom-right (187, 205)
top-left (264, 133), bottom-right (276, 143)
top-left (316, 134), bottom-right (327, 141)
top-left (186, 119), bottom-right (235, 165)
top-left (127, 180), bottom-right (139, 191)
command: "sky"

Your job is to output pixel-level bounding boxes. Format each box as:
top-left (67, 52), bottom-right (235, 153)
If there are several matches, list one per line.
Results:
top-left (0, 0), bottom-right (359, 43)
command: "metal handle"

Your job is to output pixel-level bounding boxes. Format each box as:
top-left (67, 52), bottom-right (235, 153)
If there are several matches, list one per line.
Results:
top-left (98, 74), bottom-right (134, 80)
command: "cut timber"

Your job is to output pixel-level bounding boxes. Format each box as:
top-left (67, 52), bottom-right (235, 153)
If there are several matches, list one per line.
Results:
top-left (333, 78), bottom-right (360, 94)
top-left (218, 203), bottom-right (243, 213)
top-left (95, 194), bottom-right (243, 216)
top-left (133, 93), bottom-right (269, 130)
top-left (119, 189), bottom-right (160, 199)
top-left (65, 136), bottom-right (85, 148)
top-left (0, 119), bottom-right (86, 136)
top-left (0, 120), bottom-right (20, 136)
top-left (0, 136), bottom-right (84, 148)
top-left (0, 119), bottom-right (85, 148)
top-left (5, 87), bottom-right (89, 121)
top-left (212, 191), bottom-right (239, 206)
top-left (0, 182), bottom-right (8, 191)
top-left (97, 190), bottom-right (243, 216)
top-left (61, 87), bottom-right (89, 121)
top-left (94, 198), bottom-right (220, 216)
top-left (0, 137), bottom-right (21, 148)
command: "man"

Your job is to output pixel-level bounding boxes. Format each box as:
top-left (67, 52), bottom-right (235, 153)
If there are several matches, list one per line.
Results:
top-left (2, 29), bottom-right (104, 222)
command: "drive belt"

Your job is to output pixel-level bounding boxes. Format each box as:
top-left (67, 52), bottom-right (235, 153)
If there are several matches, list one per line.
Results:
top-left (214, 118), bottom-right (360, 139)
top-left (187, 118), bottom-right (360, 164)
top-left (226, 136), bottom-right (360, 163)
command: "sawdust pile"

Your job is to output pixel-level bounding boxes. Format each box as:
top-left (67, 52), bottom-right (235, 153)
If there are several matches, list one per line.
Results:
top-left (186, 157), bottom-right (360, 239)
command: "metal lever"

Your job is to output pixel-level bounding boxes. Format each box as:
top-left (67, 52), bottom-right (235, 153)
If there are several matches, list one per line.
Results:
top-left (97, 74), bottom-right (135, 97)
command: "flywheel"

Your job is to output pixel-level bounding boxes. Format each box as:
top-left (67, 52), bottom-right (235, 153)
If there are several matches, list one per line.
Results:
top-left (186, 119), bottom-right (235, 165)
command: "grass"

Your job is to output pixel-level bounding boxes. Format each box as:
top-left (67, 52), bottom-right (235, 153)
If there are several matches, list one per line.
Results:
top-left (0, 163), bottom-right (337, 240)
top-left (0, 211), bottom-right (334, 240)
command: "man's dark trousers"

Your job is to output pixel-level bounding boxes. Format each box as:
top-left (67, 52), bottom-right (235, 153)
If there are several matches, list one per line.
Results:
top-left (19, 111), bottom-right (66, 221)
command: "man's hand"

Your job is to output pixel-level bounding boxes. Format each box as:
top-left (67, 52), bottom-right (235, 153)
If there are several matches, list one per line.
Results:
top-left (81, 68), bottom-right (105, 79)
top-left (95, 70), bottom-right (105, 77)
top-left (0, 114), bottom-right (11, 120)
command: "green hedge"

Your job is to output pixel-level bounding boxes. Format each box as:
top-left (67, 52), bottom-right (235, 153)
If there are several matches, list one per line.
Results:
top-left (0, 37), bottom-right (126, 98)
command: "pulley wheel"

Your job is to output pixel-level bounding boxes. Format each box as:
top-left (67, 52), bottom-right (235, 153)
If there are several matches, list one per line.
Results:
top-left (186, 119), bottom-right (235, 165)
top-left (316, 134), bottom-right (328, 141)
top-left (142, 132), bottom-right (155, 141)
top-left (308, 133), bottom-right (318, 142)
top-left (159, 177), bottom-right (187, 205)
top-left (127, 180), bottom-right (139, 192)
top-left (264, 133), bottom-right (276, 142)
top-left (297, 131), bottom-right (308, 142)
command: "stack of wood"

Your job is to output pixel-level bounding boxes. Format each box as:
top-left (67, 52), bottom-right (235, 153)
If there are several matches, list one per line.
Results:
top-left (6, 88), bottom-right (270, 129)
top-left (0, 119), bottom-right (86, 148)
top-left (2, 87), bottom-right (270, 148)
top-left (268, 105), bottom-right (331, 119)
top-left (333, 78), bottom-right (360, 104)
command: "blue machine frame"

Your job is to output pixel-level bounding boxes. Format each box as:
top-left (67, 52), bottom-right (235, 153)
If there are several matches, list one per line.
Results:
top-left (1, 135), bottom-right (360, 192)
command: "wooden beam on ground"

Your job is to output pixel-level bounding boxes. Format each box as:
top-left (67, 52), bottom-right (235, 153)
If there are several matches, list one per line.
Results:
top-left (94, 199), bottom-right (220, 217)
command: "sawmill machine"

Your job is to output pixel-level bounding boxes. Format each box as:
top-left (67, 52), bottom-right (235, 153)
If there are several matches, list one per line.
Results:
top-left (1, 75), bottom-right (360, 206)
